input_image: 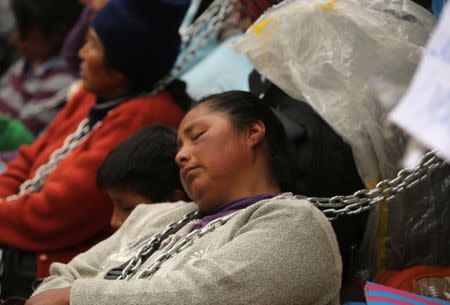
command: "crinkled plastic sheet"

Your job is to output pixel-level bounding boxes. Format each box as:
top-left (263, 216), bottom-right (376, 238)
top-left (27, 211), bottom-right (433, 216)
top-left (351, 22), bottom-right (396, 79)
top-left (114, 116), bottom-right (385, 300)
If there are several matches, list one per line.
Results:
top-left (234, 0), bottom-right (450, 274)
top-left (233, 0), bottom-right (433, 184)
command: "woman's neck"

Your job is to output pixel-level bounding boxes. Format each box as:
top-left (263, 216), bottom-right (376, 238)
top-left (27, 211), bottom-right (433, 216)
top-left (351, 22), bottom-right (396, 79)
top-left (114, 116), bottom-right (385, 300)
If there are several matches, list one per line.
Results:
top-left (96, 85), bottom-right (130, 101)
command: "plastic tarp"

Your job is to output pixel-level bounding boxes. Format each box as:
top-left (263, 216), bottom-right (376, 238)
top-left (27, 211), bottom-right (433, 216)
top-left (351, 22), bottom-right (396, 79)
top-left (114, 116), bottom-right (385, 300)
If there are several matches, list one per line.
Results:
top-left (234, 0), bottom-right (449, 274)
top-left (234, 0), bottom-right (436, 184)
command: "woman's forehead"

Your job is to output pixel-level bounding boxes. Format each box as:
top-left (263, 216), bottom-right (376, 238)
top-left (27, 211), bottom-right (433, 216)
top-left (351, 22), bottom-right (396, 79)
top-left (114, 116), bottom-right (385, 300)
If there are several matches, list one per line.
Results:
top-left (182, 105), bottom-right (219, 125)
top-left (178, 106), bottom-right (230, 134)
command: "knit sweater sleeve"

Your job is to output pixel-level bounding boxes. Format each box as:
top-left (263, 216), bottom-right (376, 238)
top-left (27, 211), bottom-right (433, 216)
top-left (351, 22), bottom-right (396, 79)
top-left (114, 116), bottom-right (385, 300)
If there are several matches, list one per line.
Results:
top-left (0, 94), bottom-right (183, 252)
top-left (69, 200), bottom-right (342, 305)
top-left (32, 221), bottom-right (124, 293)
top-left (32, 202), bottom-right (194, 294)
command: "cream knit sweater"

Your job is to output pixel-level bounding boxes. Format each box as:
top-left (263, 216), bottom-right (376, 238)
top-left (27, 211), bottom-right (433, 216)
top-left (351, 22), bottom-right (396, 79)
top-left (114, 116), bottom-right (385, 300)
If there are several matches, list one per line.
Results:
top-left (34, 194), bottom-right (342, 305)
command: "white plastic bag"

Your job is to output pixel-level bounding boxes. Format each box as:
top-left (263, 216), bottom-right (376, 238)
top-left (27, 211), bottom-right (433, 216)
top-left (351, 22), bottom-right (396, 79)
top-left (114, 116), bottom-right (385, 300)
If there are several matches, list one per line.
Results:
top-left (233, 0), bottom-right (435, 185)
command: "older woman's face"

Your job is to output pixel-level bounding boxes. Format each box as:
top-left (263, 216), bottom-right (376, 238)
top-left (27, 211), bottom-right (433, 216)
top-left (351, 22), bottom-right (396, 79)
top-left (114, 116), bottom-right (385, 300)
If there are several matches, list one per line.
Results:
top-left (78, 28), bottom-right (126, 98)
top-left (176, 105), bottom-right (253, 212)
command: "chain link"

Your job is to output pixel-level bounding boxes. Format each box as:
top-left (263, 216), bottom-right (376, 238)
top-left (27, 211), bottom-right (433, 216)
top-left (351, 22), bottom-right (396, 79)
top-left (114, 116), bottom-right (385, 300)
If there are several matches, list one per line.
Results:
top-left (2, 0), bottom-right (236, 199)
top-left (5, 118), bottom-right (98, 201)
top-left (137, 215), bottom-right (232, 279)
top-left (112, 152), bottom-right (446, 280)
top-left (300, 151), bottom-right (446, 221)
top-left (116, 211), bottom-right (199, 280)
top-left (147, 0), bottom-right (236, 96)
top-left (114, 211), bottom-right (236, 281)
top-left (4, 0), bottom-right (236, 197)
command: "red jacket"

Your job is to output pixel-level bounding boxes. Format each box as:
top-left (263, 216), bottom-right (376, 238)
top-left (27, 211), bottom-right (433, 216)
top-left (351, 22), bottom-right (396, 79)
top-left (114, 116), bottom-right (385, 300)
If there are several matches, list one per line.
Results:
top-left (0, 87), bottom-right (185, 277)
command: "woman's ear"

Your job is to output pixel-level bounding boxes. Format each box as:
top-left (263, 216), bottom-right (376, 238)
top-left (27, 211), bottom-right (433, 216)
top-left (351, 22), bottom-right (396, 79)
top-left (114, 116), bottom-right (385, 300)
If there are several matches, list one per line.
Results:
top-left (247, 121), bottom-right (266, 147)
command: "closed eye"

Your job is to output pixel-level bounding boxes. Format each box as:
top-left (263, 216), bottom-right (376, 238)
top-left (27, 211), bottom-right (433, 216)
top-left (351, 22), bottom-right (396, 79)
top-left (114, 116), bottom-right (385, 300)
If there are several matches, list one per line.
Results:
top-left (192, 130), bottom-right (206, 141)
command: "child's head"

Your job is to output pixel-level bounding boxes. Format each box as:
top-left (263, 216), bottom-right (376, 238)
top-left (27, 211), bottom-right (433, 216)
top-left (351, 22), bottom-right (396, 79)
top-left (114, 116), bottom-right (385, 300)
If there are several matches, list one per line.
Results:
top-left (11, 0), bottom-right (82, 63)
top-left (98, 125), bottom-right (186, 229)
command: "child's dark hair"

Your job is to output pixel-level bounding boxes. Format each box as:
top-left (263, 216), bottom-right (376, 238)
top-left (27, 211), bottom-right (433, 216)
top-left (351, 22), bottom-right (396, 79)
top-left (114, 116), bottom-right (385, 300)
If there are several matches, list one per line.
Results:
top-left (194, 91), bottom-right (297, 193)
top-left (97, 125), bottom-right (181, 203)
top-left (11, 0), bottom-right (81, 42)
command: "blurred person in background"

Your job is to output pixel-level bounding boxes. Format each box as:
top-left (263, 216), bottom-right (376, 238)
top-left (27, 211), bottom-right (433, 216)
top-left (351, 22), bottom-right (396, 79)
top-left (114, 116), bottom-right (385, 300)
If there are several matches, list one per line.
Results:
top-left (0, 0), bottom-right (190, 298)
top-left (0, 0), bottom-right (82, 149)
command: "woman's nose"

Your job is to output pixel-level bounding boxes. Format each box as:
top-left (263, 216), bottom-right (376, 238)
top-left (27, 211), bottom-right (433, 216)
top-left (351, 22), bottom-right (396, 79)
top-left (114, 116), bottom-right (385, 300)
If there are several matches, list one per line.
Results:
top-left (78, 43), bottom-right (87, 60)
top-left (175, 146), bottom-right (190, 167)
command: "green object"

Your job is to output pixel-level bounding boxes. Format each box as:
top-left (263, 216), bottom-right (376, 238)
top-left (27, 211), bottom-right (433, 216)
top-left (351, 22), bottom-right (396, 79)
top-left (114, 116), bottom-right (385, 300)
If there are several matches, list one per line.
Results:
top-left (0, 114), bottom-right (35, 151)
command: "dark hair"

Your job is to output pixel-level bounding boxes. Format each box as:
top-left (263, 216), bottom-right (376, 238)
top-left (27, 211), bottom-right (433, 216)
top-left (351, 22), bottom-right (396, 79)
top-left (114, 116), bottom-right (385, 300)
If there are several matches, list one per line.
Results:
top-left (97, 125), bottom-right (181, 202)
top-left (194, 91), bottom-right (296, 192)
top-left (11, 0), bottom-right (81, 43)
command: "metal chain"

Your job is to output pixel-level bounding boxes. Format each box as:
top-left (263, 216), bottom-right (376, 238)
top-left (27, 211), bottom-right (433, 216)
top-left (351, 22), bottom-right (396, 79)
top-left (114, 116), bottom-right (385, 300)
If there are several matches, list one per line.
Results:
top-left (147, 0), bottom-right (236, 96)
top-left (137, 214), bottom-right (234, 279)
top-left (113, 152), bottom-right (446, 279)
top-left (115, 211), bottom-right (236, 281)
top-left (5, 118), bottom-right (98, 201)
top-left (116, 210), bottom-right (199, 280)
top-left (300, 151), bottom-right (446, 221)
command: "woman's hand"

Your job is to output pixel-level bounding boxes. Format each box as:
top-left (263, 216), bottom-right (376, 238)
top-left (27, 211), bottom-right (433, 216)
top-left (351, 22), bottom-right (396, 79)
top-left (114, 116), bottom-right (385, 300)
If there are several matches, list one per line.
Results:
top-left (25, 287), bottom-right (71, 305)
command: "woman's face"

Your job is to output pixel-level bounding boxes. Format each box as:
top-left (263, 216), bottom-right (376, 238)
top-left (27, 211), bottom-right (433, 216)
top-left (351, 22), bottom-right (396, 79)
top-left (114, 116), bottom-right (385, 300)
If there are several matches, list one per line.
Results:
top-left (78, 28), bottom-right (127, 98)
top-left (176, 105), bottom-right (255, 212)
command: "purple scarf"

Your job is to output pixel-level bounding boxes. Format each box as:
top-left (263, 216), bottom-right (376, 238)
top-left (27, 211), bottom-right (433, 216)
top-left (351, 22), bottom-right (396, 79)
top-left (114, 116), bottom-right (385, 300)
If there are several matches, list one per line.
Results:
top-left (195, 194), bottom-right (275, 229)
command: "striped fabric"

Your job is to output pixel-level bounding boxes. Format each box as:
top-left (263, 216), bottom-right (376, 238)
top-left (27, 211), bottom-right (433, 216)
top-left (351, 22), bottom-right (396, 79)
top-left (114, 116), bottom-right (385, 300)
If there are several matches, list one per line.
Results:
top-left (0, 56), bottom-right (76, 135)
top-left (366, 282), bottom-right (450, 305)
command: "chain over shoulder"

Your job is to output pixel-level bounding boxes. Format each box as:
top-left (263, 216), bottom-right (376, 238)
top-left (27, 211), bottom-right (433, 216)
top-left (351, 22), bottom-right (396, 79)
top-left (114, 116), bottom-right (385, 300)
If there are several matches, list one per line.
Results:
top-left (147, 0), bottom-right (236, 96)
top-left (5, 118), bottom-right (101, 201)
top-left (111, 151), bottom-right (446, 281)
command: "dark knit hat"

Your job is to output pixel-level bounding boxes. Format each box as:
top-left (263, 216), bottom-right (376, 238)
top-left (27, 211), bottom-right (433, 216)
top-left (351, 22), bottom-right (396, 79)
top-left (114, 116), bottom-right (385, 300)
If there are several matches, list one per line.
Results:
top-left (92, 0), bottom-right (190, 91)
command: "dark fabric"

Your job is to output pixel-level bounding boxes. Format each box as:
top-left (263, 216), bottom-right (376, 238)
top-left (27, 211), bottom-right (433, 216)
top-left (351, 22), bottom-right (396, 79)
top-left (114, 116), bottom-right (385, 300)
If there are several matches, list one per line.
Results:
top-left (0, 297), bottom-right (26, 305)
top-left (193, 0), bottom-right (214, 20)
top-left (92, 0), bottom-right (190, 91)
top-left (0, 247), bottom-right (36, 299)
top-left (411, 0), bottom-right (433, 11)
top-left (240, 0), bottom-right (272, 21)
top-left (249, 70), bottom-right (368, 282)
top-left (165, 79), bottom-right (193, 112)
top-left (88, 95), bottom-right (130, 128)
top-left (62, 5), bottom-right (92, 76)
top-left (88, 79), bottom-right (192, 127)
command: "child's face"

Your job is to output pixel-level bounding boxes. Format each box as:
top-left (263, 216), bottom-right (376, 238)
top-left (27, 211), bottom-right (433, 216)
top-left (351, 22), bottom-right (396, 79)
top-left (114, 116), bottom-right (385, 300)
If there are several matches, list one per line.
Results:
top-left (107, 188), bottom-right (152, 229)
top-left (12, 26), bottom-right (57, 63)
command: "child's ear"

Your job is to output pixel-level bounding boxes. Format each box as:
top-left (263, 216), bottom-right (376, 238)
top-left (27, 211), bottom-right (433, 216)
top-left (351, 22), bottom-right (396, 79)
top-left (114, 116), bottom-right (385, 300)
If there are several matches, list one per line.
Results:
top-left (168, 189), bottom-right (188, 202)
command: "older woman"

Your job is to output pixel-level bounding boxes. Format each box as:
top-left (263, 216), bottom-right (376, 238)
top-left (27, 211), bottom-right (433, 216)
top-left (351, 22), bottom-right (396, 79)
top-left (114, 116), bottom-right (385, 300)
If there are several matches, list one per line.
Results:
top-left (0, 0), bottom-right (189, 297)
top-left (27, 91), bottom-right (341, 305)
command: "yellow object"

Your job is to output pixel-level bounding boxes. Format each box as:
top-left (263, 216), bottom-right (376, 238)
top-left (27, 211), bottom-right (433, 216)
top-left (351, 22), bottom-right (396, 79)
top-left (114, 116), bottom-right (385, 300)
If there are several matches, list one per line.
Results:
top-left (367, 180), bottom-right (388, 272)
top-left (318, 0), bottom-right (337, 11)
top-left (251, 17), bottom-right (271, 37)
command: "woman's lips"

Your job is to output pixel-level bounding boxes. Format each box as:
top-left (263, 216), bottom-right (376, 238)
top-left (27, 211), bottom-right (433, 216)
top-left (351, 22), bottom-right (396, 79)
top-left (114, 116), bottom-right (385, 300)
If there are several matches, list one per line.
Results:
top-left (181, 166), bottom-right (200, 181)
